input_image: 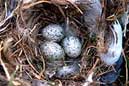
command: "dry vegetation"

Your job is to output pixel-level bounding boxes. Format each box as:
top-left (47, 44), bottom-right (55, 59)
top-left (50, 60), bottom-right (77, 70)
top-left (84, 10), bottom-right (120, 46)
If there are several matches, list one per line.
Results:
top-left (0, 0), bottom-right (128, 86)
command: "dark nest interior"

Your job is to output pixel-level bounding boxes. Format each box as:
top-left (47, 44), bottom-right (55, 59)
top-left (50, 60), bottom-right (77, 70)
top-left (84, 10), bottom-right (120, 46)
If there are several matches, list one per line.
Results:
top-left (0, 0), bottom-right (129, 86)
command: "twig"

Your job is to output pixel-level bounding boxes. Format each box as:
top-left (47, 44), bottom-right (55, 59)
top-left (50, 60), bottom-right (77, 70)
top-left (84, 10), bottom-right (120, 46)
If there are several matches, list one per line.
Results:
top-left (122, 49), bottom-right (128, 86)
top-left (82, 58), bottom-right (100, 86)
top-left (25, 54), bottom-right (39, 74)
top-left (25, 71), bottom-right (32, 79)
top-left (0, 42), bottom-right (11, 80)
top-left (55, 79), bottom-right (63, 86)
top-left (30, 70), bottom-right (42, 79)
top-left (87, 58), bottom-right (100, 75)
top-left (8, 48), bottom-right (21, 58)
top-left (53, 4), bottom-right (66, 19)
top-left (67, 0), bottom-right (83, 14)
top-left (82, 72), bottom-right (94, 86)
top-left (0, 23), bottom-right (10, 34)
top-left (22, 0), bottom-right (51, 10)
top-left (39, 56), bottom-right (45, 78)
top-left (8, 65), bottom-right (19, 86)
top-left (123, 11), bottom-right (128, 37)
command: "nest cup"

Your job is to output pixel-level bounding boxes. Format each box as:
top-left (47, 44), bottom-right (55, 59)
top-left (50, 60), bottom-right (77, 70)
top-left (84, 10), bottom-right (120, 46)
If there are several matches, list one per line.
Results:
top-left (0, 0), bottom-right (125, 86)
top-left (37, 2), bottom-right (85, 79)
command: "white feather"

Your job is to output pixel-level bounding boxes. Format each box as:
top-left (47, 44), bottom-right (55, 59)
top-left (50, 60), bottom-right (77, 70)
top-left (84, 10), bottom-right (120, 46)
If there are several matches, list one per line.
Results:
top-left (100, 20), bottom-right (122, 65)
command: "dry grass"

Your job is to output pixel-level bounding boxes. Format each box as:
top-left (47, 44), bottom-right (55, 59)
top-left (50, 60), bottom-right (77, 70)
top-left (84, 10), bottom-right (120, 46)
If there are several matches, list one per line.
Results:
top-left (0, 0), bottom-right (128, 86)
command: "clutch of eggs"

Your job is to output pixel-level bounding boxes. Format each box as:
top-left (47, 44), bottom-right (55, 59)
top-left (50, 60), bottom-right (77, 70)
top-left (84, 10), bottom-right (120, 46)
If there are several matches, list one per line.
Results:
top-left (41, 24), bottom-right (82, 60)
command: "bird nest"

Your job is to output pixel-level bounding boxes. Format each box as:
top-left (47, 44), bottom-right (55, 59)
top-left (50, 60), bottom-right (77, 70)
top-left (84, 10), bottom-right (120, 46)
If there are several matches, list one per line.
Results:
top-left (0, 0), bottom-right (128, 86)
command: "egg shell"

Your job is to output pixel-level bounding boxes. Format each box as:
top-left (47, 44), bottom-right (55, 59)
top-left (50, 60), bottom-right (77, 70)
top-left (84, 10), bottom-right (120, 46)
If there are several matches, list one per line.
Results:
top-left (62, 36), bottom-right (82, 58)
top-left (40, 41), bottom-right (65, 61)
top-left (42, 24), bottom-right (64, 42)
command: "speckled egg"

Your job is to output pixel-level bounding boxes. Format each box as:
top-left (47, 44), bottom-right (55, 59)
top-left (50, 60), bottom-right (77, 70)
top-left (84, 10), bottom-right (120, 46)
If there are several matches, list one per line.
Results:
top-left (42, 24), bottom-right (64, 42)
top-left (62, 36), bottom-right (82, 58)
top-left (41, 41), bottom-right (65, 61)
top-left (55, 63), bottom-right (80, 79)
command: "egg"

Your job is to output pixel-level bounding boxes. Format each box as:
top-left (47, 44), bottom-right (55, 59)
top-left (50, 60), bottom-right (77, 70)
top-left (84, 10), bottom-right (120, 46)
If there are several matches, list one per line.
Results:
top-left (42, 24), bottom-right (64, 42)
top-left (40, 41), bottom-right (65, 61)
top-left (62, 36), bottom-right (82, 58)
top-left (55, 63), bottom-right (80, 79)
